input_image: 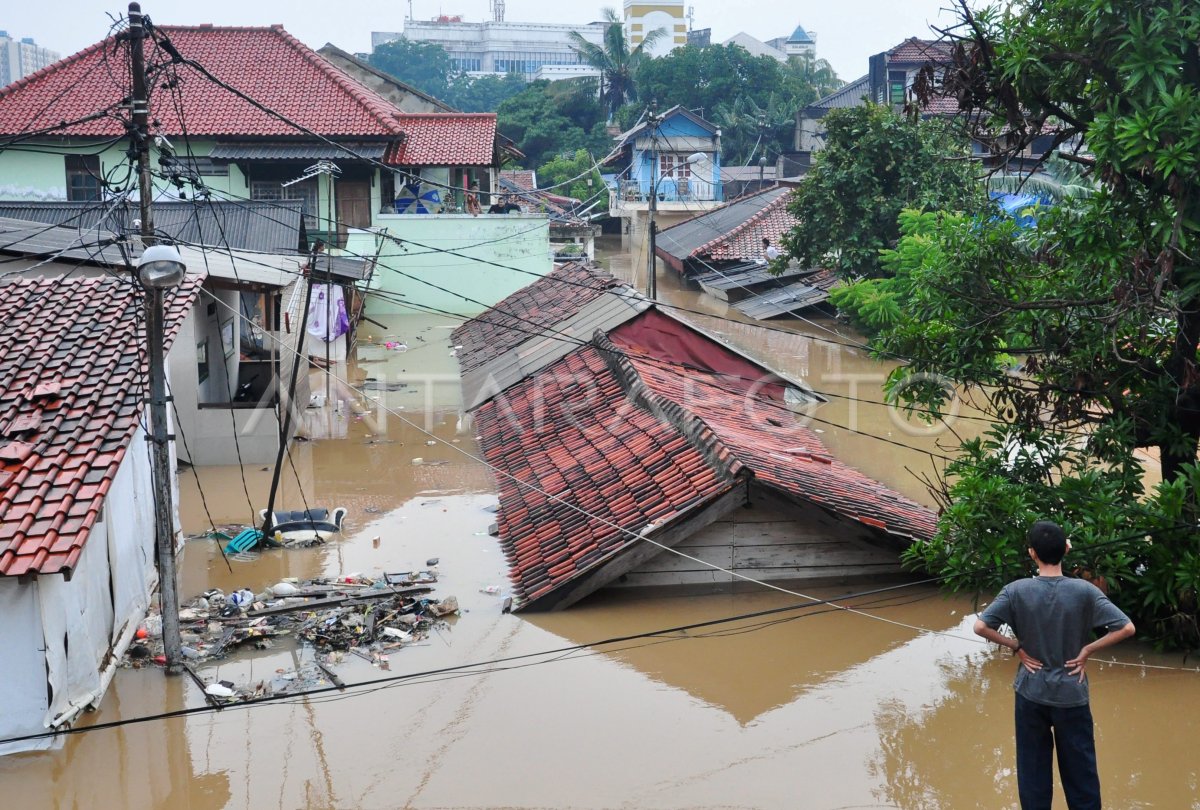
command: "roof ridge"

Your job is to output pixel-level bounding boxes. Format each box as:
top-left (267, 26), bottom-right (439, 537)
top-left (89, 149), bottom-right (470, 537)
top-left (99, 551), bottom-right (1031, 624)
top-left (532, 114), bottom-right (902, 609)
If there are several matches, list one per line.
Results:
top-left (591, 330), bottom-right (749, 485)
top-left (269, 26), bottom-right (405, 135)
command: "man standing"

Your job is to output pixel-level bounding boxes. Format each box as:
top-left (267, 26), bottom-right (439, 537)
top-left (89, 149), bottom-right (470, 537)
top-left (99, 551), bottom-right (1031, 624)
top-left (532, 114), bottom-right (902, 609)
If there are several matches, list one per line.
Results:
top-left (974, 520), bottom-right (1135, 809)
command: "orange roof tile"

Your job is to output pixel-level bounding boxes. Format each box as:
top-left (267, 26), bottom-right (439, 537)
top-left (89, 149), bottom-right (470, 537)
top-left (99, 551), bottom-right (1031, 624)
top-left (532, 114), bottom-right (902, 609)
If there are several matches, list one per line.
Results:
top-left (0, 274), bottom-right (201, 577)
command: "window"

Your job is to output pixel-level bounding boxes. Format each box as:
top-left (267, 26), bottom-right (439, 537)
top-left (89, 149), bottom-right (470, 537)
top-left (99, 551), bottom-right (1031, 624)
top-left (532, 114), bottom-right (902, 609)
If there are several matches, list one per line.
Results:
top-left (888, 70), bottom-right (907, 105)
top-left (659, 154), bottom-right (692, 180)
top-left (65, 155), bottom-right (101, 201)
top-left (251, 179), bottom-right (319, 228)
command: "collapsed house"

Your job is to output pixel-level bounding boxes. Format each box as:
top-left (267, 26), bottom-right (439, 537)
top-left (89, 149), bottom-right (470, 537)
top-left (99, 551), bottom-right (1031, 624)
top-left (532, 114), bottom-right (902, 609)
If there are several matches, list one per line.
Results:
top-left (452, 264), bottom-right (936, 611)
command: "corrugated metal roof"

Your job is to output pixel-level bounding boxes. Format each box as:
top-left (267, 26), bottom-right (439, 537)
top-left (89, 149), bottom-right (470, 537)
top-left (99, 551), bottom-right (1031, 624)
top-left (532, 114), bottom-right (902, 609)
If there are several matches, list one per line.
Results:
top-left (0, 200), bottom-right (306, 253)
top-left (460, 291), bottom-right (651, 411)
top-left (807, 75), bottom-right (870, 111)
top-left (207, 141), bottom-right (390, 161)
top-left (0, 216), bottom-right (308, 289)
top-left (731, 269), bottom-right (838, 319)
top-left (655, 187), bottom-right (791, 262)
top-left (0, 217), bottom-right (128, 265)
top-left (695, 261), bottom-right (809, 295)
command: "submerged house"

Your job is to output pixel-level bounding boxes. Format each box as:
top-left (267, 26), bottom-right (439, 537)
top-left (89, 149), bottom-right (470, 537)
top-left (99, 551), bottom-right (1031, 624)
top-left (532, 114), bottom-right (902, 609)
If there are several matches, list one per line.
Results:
top-left (654, 186), bottom-right (837, 319)
top-left (0, 274), bottom-right (200, 755)
top-left (0, 23), bottom-right (549, 318)
top-left (452, 264), bottom-right (936, 610)
top-left (608, 105), bottom-right (724, 251)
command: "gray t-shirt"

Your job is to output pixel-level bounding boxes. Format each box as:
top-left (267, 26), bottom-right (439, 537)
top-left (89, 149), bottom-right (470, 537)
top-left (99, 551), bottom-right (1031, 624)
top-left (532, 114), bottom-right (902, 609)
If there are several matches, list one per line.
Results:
top-left (979, 575), bottom-right (1131, 707)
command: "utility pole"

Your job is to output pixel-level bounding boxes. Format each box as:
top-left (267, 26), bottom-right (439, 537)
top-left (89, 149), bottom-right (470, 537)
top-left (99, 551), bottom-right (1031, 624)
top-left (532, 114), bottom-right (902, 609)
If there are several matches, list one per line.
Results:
top-left (646, 107), bottom-right (662, 301)
top-left (130, 1), bottom-right (183, 676)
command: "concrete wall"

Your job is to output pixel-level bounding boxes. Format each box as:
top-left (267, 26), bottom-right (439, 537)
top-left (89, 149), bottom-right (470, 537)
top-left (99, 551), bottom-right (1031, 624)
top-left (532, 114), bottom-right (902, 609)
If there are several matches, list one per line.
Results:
top-left (616, 485), bottom-right (906, 593)
top-left (169, 282), bottom-right (309, 466)
top-left (365, 213), bottom-right (552, 316)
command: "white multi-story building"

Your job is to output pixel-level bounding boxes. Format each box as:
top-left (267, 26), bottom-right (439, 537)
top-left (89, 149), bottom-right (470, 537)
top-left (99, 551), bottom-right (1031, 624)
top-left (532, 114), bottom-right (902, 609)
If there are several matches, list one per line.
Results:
top-left (0, 32), bottom-right (58, 87)
top-left (374, 4), bottom-right (686, 82)
top-left (373, 16), bottom-right (610, 80)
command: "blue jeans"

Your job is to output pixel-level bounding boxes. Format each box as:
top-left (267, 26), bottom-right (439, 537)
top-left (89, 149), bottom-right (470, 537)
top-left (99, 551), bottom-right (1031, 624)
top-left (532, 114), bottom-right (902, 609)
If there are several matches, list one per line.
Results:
top-left (1015, 693), bottom-right (1101, 809)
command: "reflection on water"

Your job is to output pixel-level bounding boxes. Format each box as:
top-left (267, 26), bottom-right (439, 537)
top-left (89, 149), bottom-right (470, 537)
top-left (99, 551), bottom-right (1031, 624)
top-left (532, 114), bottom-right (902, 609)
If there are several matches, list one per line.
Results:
top-left (3, 269), bottom-right (1198, 809)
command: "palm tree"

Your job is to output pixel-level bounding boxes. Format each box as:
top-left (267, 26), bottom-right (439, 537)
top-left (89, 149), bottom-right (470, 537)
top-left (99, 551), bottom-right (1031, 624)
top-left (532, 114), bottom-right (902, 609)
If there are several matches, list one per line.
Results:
top-left (987, 155), bottom-right (1096, 202)
top-left (568, 8), bottom-right (665, 120)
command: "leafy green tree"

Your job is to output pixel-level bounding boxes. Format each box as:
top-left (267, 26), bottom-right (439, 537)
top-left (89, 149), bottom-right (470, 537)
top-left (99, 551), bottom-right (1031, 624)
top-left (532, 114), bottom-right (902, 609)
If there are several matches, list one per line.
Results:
top-left (368, 37), bottom-right (454, 101)
top-left (497, 80), bottom-right (608, 168)
top-left (445, 72), bottom-right (528, 112)
top-left (537, 149), bottom-right (605, 202)
top-left (568, 7), bottom-right (663, 119)
top-left (851, 0), bottom-right (1200, 648)
top-left (779, 103), bottom-right (985, 278)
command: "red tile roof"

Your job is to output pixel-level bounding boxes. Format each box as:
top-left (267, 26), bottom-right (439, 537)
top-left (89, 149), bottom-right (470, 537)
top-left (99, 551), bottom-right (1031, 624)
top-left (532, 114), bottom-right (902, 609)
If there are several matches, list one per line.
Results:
top-left (698, 189), bottom-right (798, 263)
top-left (386, 113), bottom-right (498, 166)
top-left (612, 347), bottom-right (937, 541)
top-left (888, 38), bottom-right (955, 65)
top-left (451, 263), bottom-right (624, 373)
top-left (0, 25), bottom-right (405, 138)
top-left (500, 170), bottom-right (536, 191)
top-left (0, 274), bottom-right (201, 577)
top-left (477, 345), bottom-right (743, 606)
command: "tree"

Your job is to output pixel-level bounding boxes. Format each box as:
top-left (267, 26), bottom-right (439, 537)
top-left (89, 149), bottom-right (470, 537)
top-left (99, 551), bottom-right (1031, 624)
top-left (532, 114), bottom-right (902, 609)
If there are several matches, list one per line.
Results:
top-left (633, 43), bottom-right (834, 164)
top-left (568, 7), bottom-right (663, 119)
top-left (368, 37), bottom-right (455, 101)
top-left (497, 80), bottom-right (608, 168)
top-left (852, 0), bottom-right (1200, 648)
top-left (778, 103), bottom-right (985, 278)
top-left (446, 73), bottom-right (528, 113)
top-left (537, 149), bottom-right (605, 203)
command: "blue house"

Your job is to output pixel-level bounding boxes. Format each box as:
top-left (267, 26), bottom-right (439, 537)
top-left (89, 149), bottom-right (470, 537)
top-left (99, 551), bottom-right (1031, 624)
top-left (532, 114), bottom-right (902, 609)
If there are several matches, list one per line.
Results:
top-left (608, 106), bottom-right (724, 250)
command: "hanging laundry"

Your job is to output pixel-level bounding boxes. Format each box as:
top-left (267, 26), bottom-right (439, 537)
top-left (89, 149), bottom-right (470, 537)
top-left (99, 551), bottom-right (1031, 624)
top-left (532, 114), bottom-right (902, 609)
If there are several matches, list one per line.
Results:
top-left (307, 284), bottom-right (350, 342)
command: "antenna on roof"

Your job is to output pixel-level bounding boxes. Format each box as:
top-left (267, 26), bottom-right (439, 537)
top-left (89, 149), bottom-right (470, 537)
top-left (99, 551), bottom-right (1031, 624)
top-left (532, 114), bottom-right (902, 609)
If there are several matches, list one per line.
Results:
top-left (687, 5), bottom-right (695, 32)
top-left (490, 0), bottom-right (505, 22)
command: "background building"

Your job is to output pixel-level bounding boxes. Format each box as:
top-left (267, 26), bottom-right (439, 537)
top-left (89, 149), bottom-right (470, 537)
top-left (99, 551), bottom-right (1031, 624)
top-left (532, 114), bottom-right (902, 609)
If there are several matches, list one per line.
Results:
top-left (373, 17), bottom-right (609, 79)
top-left (623, 0), bottom-right (687, 58)
top-left (0, 32), bottom-right (59, 87)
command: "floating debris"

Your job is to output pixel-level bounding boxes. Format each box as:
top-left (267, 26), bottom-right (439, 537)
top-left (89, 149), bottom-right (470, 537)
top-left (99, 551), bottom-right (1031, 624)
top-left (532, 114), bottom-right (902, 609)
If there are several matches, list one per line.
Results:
top-left (123, 570), bottom-right (458, 674)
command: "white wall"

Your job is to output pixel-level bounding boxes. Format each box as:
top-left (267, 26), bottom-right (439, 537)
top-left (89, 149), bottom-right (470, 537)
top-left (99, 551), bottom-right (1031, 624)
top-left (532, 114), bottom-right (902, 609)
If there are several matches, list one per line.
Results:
top-left (0, 427), bottom-right (159, 755)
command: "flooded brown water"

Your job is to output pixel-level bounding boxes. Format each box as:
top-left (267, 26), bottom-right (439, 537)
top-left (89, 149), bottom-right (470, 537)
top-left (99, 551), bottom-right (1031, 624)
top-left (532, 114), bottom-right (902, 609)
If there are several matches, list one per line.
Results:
top-left (3, 240), bottom-right (1198, 809)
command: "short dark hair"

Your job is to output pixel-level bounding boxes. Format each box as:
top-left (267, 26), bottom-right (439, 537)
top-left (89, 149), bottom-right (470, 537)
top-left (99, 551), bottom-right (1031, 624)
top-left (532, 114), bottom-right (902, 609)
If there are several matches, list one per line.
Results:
top-left (1027, 520), bottom-right (1067, 565)
top-left (762, 237), bottom-right (771, 245)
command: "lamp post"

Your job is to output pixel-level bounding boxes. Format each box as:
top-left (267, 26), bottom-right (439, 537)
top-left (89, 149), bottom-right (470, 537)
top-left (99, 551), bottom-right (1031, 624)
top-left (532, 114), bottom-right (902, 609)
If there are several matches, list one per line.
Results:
top-left (138, 244), bottom-right (187, 676)
top-left (758, 155), bottom-right (768, 190)
top-left (647, 147), bottom-right (705, 301)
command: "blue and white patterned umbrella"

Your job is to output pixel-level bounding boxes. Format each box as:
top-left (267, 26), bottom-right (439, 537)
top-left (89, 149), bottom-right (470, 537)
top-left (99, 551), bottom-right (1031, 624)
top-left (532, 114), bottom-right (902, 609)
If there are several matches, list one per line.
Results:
top-left (393, 179), bottom-right (442, 214)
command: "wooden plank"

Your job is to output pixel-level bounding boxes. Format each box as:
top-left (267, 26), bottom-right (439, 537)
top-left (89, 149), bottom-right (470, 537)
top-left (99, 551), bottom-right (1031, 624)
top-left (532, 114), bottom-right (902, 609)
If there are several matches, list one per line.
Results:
top-left (524, 485), bottom-right (748, 611)
top-left (240, 585), bottom-right (433, 618)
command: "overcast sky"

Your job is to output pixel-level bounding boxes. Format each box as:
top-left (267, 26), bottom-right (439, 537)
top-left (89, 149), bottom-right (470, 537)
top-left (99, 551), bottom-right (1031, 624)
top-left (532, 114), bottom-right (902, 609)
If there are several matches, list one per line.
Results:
top-left (3, 1), bottom-right (963, 82)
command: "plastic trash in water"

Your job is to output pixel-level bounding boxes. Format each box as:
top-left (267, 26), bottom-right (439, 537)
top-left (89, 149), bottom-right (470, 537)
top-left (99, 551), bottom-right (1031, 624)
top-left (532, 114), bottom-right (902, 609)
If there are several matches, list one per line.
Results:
top-left (205, 682), bottom-right (236, 698)
top-left (381, 627), bottom-right (412, 641)
top-left (227, 588), bottom-right (255, 608)
top-left (269, 582), bottom-right (300, 598)
top-left (480, 585), bottom-right (502, 595)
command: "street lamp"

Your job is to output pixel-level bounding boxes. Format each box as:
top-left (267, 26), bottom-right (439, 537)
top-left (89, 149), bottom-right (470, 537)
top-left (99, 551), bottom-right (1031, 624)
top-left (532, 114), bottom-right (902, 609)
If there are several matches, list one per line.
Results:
top-left (647, 150), bottom-right (706, 301)
top-left (758, 155), bottom-right (768, 190)
top-left (137, 243), bottom-right (186, 675)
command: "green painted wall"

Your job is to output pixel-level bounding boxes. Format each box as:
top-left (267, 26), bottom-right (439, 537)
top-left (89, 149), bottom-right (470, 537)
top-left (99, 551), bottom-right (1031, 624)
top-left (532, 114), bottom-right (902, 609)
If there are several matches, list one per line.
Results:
top-left (362, 214), bottom-right (553, 317)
